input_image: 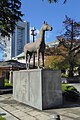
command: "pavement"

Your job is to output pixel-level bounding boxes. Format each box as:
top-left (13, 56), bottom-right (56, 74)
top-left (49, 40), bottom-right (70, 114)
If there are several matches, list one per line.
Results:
top-left (0, 94), bottom-right (80, 120)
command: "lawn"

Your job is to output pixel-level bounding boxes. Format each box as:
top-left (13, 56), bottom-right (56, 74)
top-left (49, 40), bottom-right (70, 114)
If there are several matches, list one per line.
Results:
top-left (0, 116), bottom-right (6, 120)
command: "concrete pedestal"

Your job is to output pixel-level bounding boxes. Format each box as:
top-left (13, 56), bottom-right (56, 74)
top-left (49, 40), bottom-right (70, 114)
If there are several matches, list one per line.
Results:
top-left (13, 69), bottom-right (62, 110)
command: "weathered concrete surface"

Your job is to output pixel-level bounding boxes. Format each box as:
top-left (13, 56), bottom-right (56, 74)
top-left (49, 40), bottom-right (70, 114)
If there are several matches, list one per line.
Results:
top-left (13, 69), bottom-right (62, 110)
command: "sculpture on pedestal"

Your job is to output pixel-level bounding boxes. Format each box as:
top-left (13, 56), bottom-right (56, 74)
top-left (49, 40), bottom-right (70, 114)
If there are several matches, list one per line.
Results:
top-left (24, 21), bottom-right (53, 69)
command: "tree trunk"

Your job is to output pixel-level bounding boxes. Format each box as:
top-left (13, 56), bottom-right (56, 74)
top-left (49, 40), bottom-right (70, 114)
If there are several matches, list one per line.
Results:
top-left (68, 60), bottom-right (74, 77)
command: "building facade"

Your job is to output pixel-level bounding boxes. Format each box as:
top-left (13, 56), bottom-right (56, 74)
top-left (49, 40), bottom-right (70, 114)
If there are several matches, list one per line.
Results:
top-left (47, 40), bottom-right (59, 48)
top-left (11, 21), bottom-right (30, 58)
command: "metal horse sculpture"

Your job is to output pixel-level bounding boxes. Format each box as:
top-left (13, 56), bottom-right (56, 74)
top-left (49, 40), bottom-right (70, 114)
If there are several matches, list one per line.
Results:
top-left (24, 21), bottom-right (53, 69)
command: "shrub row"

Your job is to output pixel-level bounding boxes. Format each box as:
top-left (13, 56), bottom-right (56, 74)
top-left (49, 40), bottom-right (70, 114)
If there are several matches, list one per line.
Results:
top-left (62, 84), bottom-right (80, 102)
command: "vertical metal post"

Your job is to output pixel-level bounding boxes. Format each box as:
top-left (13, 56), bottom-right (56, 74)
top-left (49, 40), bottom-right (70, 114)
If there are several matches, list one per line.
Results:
top-left (31, 27), bottom-right (37, 68)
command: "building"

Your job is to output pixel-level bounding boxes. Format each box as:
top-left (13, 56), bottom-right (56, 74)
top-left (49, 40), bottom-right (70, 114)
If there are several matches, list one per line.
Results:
top-left (11, 21), bottom-right (30, 58)
top-left (47, 40), bottom-right (59, 48)
top-left (0, 60), bottom-right (26, 84)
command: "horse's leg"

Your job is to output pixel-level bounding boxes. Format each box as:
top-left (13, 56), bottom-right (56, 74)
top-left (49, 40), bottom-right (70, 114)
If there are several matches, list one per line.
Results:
top-left (25, 53), bottom-right (28, 69)
top-left (27, 53), bottom-right (32, 69)
top-left (42, 51), bottom-right (44, 68)
top-left (29, 53), bottom-right (32, 68)
top-left (27, 54), bottom-right (30, 69)
top-left (37, 49), bottom-right (40, 68)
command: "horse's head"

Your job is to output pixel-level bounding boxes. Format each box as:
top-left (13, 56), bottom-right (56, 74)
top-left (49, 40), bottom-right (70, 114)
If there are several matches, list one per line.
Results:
top-left (42, 21), bottom-right (53, 31)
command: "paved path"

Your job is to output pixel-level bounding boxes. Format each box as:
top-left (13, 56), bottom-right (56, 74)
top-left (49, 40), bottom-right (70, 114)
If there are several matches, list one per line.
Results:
top-left (0, 94), bottom-right (80, 120)
top-left (0, 107), bottom-right (18, 120)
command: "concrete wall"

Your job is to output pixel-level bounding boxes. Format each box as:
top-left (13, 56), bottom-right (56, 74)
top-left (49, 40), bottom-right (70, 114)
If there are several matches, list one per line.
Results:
top-left (13, 69), bottom-right (62, 110)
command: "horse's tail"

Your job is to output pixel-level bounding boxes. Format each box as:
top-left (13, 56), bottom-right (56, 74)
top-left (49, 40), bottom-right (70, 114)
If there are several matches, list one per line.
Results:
top-left (24, 44), bottom-right (27, 54)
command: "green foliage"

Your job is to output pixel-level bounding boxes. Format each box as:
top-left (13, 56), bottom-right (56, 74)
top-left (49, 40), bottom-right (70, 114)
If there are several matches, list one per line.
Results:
top-left (62, 84), bottom-right (79, 102)
top-left (45, 55), bottom-right (66, 70)
top-left (63, 90), bottom-right (79, 102)
top-left (0, 0), bottom-right (23, 36)
top-left (4, 79), bottom-right (12, 87)
top-left (45, 45), bottom-right (69, 70)
top-left (51, 60), bottom-right (59, 70)
top-left (0, 116), bottom-right (6, 120)
top-left (62, 84), bottom-right (78, 92)
top-left (43, 0), bottom-right (67, 4)
top-left (57, 16), bottom-right (80, 77)
top-left (61, 73), bottom-right (68, 78)
top-left (75, 53), bottom-right (80, 66)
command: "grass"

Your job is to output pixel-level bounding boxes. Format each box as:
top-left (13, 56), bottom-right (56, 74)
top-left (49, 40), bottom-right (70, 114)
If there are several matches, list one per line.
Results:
top-left (62, 84), bottom-right (78, 92)
top-left (0, 116), bottom-right (6, 120)
top-left (4, 79), bottom-right (12, 87)
top-left (62, 84), bottom-right (79, 102)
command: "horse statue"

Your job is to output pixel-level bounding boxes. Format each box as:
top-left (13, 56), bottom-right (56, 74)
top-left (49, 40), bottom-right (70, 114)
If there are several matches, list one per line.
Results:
top-left (24, 21), bottom-right (53, 69)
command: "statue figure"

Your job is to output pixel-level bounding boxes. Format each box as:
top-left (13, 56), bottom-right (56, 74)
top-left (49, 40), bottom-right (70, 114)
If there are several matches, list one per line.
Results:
top-left (24, 21), bottom-right (53, 69)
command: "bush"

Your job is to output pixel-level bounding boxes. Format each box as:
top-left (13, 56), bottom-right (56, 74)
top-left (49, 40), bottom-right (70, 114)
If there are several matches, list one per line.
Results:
top-left (62, 84), bottom-right (78, 92)
top-left (61, 73), bottom-right (68, 78)
top-left (62, 84), bottom-right (79, 102)
top-left (63, 90), bottom-right (79, 102)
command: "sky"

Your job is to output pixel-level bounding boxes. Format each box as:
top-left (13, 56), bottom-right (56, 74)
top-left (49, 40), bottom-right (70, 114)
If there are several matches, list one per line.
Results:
top-left (0, 0), bottom-right (80, 60)
top-left (21, 0), bottom-right (80, 43)
top-left (0, 49), bottom-right (4, 61)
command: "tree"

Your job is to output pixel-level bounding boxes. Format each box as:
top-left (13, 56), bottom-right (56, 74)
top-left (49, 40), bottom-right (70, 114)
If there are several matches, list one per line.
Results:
top-left (0, 0), bottom-right (23, 37)
top-left (45, 44), bottom-right (68, 57)
top-left (43, 0), bottom-right (67, 4)
top-left (57, 16), bottom-right (80, 77)
top-left (45, 45), bottom-right (68, 70)
top-left (45, 55), bottom-right (66, 70)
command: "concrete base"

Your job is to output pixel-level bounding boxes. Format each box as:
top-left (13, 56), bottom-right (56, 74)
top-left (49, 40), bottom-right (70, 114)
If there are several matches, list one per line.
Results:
top-left (13, 69), bottom-right (62, 110)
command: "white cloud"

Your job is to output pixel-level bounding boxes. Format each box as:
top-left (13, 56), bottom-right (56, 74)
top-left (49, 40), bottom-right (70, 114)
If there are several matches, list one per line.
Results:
top-left (45, 31), bottom-right (52, 43)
